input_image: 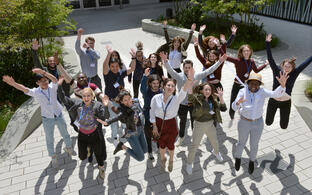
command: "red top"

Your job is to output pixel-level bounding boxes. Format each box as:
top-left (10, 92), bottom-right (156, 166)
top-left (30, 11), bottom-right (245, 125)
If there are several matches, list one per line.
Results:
top-left (226, 56), bottom-right (266, 83)
top-left (194, 44), bottom-right (226, 82)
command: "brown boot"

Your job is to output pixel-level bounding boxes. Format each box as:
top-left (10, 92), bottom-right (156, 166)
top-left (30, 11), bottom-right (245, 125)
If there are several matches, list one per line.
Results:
top-left (161, 158), bottom-right (167, 171)
top-left (168, 160), bottom-right (173, 172)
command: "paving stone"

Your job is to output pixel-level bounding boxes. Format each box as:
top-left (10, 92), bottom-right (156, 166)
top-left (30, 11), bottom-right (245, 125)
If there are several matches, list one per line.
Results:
top-left (0, 178), bottom-right (11, 188)
top-left (1, 182), bottom-right (25, 194)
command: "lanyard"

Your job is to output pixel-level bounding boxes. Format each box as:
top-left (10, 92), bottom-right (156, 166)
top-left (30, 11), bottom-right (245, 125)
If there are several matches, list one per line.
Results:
top-left (40, 88), bottom-right (50, 103)
top-left (208, 101), bottom-right (213, 111)
top-left (161, 95), bottom-right (174, 118)
top-left (244, 59), bottom-right (252, 74)
top-left (79, 105), bottom-right (90, 121)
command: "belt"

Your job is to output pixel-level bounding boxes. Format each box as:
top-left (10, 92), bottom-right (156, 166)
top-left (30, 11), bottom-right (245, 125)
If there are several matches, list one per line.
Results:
top-left (241, 115), bottom-right (261, 122)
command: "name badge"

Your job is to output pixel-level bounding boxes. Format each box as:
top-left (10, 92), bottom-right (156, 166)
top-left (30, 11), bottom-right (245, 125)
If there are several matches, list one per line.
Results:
top-left (244, 73), bottom-right (249, 78)
top-left (209, 74), bottom-right (215, 79)
top-left (209, 110), bottom-right (215, 115)
top-left (113, 82), bottom-right (120, 88)
top-left (90, 63), bottom-right (95, 67)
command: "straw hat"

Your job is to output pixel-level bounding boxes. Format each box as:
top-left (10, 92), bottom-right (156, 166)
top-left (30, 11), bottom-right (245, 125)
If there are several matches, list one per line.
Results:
top-left (245, 72), bottom-right (264, 85)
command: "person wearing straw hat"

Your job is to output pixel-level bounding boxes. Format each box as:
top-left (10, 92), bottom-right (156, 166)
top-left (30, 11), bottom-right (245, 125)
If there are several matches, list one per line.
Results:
top-left (232, 71), bottom-right (289, 174)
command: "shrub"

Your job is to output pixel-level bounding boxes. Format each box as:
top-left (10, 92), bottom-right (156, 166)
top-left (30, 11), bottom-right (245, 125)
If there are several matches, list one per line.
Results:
top-left (306, 80), bottom-right (312, 98)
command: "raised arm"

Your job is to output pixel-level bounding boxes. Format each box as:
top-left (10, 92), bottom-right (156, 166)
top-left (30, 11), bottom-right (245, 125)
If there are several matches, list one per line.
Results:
top-left (196, 54), bottom-right (227, 80)
top-left (159, 52), bottom-right (181, 80)
top-left (97, 96), bottom-right (110, 120)
top-left (226, 56), bottom-right (240, 64)
top-left (198, 25), bottom-right (206, 50)
top-left (87, 48), bottom-right (100, 60)
top-left (163, 20), bottom-right (170, 43)
top-left (226, 25), bottom-right (237, 47)
top-left (140, 68), bottom-right (149, 95)
top-left (32, 40), bottom-right (44, 69)
top-left (127, 49), bottom-right (137, 75)
top-left (295, 56), bottom-right (312, 73)
top-left (265, 34), bottom-right (279, 73)
top-left (232, 88), bottom-right (245, 111)
top-left (264, 71), bottom-right (288, 98)
top-left (2, 76), bottom-right (29, 94)
top-left (103, 45), bottom-right (113, 75)
top-left (32, 68), bottom-right (57, 84)
top-left (182, 23), bottom-right (195, 51)
top-left (251, 60), bottom-right (268, 73)
top-left (75, 28), bottom-right (84, 55)
top-left (194, 37), bottom-right (206, 66)
top-left (57, 63), bottom-right (73, 84)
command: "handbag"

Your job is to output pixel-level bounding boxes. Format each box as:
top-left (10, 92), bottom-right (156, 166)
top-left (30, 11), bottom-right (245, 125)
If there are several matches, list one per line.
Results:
top-left (152, 96), bottom-right (173, 141)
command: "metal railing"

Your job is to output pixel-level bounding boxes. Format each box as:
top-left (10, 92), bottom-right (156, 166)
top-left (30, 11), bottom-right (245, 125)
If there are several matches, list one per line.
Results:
top-left (252, 0), bottom-right (312, 25)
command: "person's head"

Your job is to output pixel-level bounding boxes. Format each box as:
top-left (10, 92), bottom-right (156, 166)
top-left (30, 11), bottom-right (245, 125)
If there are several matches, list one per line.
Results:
top-left (171, 36), bottom-right (184, 50)
top-left (85, 37), bottom-right (95, 49)
top-left (82, 87), bottom-right (95, 106)
top-left (208, 50), bottom-right (219, 62)
top-left (147, 74), bottom-right (161, 92)
top-left (163, 78), bottom-right (176, 96)
top-left (203, 36), bottom-right (217, 50)
top-left (281, 57), bottom-right (296, 74)
top-left (110, 50), bottom-right (123, 69)
top-left (47, 56), bottom-right (56, 68)
top-left (182, 60), bottom-right (193, 75)
top-left (136, 41), bottom-right (144, 61)
top-left (109, 58), bottom-right (121, 74)
top-left (194, 83), bottom-right (215, 99)
top-left (35, 74), bottom-right (49, 90)
top-left (238, 44), bottom-right (253, 60)
top-left (246, 72), bottom-right (263, 93)
top-left (148, 53), bottom-right (160, 67)
top-left (77, 73), bottom-right (88, 87)
top-left (116, 90), bottom-right (133, 108)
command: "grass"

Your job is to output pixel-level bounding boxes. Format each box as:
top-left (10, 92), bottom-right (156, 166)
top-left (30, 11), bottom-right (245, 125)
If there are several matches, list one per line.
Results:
top-left (306, 80), bottom-right (312, 98)
top-left (0, 104), bottom-right (16, 137)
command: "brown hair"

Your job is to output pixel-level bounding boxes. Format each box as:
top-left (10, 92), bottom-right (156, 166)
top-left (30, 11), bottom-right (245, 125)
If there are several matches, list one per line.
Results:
top-left (205, 50), bottom-right (219, 68)
top-left (170, 36), bottom-right (185, 51)
top-left (193, 83), bottom-right (218, 108)
top-left (136, 41), bottom-right (143, 51)
top-left (163, 78), bottom-right (177, 95)
top-left (147, 74), bottom-right (161, 88)
top-left (237, 44), bottom-right (253, 59)
top-left (115, 89), bottom-right (132, 104)
top-left (85, 37), bottom-right (95, 43)
top-left (203, 36), bottom-right (217, 50)
top-left (183, 60), bottom-right (193, 67)
top-left (281, 57), bottom-right (296, 69)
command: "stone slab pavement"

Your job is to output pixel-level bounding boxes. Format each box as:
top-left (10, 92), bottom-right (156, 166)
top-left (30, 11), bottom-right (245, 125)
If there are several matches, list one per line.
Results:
top-left (1, 2), bottom-right (312, 195)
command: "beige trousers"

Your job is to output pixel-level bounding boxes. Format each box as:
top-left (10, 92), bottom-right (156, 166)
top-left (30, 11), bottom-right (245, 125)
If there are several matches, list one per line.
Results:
top-left (187, 120), bottom-right (219, 164)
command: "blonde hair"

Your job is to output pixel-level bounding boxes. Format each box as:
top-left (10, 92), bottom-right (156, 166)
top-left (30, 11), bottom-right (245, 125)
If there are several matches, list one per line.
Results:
top-left (237, 44), bottom-right (253, 59)
top-left (82, 88), bottom-right (95, 99)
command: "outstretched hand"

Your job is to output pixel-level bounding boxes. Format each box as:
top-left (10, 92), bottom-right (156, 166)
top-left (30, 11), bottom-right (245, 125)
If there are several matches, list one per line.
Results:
top-left (2, 75), bottom-right (15, 86)
top-left (276, 71), bottom-right (289, 88)
top-left (106, 45), bottom-right (113, 53)
top-left (231, 25), bottom-right (238, 35)
top-left (214, 87), bottom-right (223, 98)
top-left (96, 118), bottom-right (108, 126)
top-left (236, 97), bottom-right (246, 105)
top-left (130, 48), bottom-right (136, 58)
top-left (102, 95), bottom-right (110, 107)
top-left (266, 33), bottom-right (272, 42)
top-left (159, 51), bottom-right (168, 63)
top-left (219, 54), bottom-right (228, 63)
top-left (191, 23), bottom-right (196, 31)
top-left (220, 34), bottom-right (226, 44)
top-left (77, 28), bottom-right (84, 35)
top-left (144, 68), bottom-right (150, 76)
top-left (199, 25), bottom-right (206, 33)
top-left (32, 68), bottom-right (45, 75)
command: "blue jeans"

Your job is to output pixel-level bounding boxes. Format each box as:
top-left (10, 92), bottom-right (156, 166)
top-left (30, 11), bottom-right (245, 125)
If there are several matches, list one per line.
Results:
top-left (108, 101), bottom-right (119, 138)
top-left (42, 113), bottom-right (72, 157)
top-left (126, 127), bottom-right (148, 161)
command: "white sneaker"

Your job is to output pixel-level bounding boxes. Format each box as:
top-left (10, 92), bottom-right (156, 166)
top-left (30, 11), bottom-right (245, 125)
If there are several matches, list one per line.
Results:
top-left (228, 119), bottom-right (233, 128)
top-left (113, 138), bottom-right (118, 147)
top-left (213, 151), bottom-right (223, 162)
top-left (64, 147), bottom-right (73, 156)
top-left (186, 163), bottom-right (192, 175)
top-left (51, 155), bottom-right (59, 169)
top-left (176, 137), bottom-right (185, 146)
top-left (99, 166), bottom-right (105, 179)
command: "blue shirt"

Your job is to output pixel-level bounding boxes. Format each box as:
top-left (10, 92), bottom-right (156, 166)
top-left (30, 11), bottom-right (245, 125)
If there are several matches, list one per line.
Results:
top-left (104, 70), bottom-right (127, 99)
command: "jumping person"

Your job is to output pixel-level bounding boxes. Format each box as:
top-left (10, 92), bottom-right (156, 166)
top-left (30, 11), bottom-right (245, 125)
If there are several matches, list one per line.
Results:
top-left (162, 51), bottom-right (227, 146)
top-left (186, 84), bottom-right (227, 175)
top-left (149, 55), bottom-right (194, 172)
top-left (2, 69), bottom-right (73, 168)
top-left (103, 45), bottom-right (136, 145)
top-left (140, 68), bottom-right (163, 160)
top-left (57, 85), bottom-right (110, 179)
top-left (157, 21), bottom-right (195, 77)
top-left (97, 90), bottom-right (148, 162)
top-left (75, 28), bottom-right (102, 90)
top-left (227, 44), bottom-right (268, 126)
top-left (265, 34), bottom-right (312, 129)
top-left (232, 71), bottom-right (288, 174)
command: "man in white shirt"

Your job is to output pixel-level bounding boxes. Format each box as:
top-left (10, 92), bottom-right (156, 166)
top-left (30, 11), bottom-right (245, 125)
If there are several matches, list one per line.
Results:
top-left (232, 71), bottom-right (288, 174)
top-left (2, 68), bottom-right (73, 168)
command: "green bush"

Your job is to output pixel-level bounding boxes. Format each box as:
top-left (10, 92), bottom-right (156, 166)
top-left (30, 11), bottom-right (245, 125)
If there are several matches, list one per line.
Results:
top-left (306, 80), bottom-right (312, 97)
top-left (0, 104), bottom-right (17, 137)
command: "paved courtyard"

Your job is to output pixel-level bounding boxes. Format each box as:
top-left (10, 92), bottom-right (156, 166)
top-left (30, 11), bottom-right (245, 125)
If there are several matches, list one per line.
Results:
top-left (1, 2), bottom-right (312, 195)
